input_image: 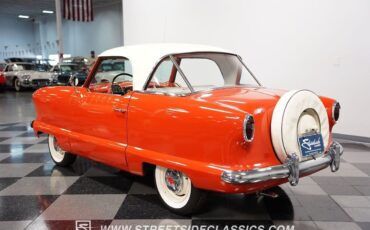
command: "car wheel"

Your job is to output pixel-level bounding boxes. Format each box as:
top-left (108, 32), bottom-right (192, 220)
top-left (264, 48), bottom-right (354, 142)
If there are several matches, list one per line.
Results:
top-left (155, 166), bottom-right (206, 215)
top-left (48, 134), bottom-right (76, 166)
top-left (14, 78), bottom-right (23, 92)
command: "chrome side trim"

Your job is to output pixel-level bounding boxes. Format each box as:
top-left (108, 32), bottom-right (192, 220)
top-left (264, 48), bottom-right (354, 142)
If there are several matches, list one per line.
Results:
top-left (221, 141), bottom-right (343, 185)
top-left (134, 90), bottom-right (191, 97)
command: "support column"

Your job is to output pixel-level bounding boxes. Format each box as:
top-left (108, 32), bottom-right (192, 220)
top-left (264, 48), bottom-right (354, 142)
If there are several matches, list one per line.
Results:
top-left (55, 0), bottom-right (64, 63)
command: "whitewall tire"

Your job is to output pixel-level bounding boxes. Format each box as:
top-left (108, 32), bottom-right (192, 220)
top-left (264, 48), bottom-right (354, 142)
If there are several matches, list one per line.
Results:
top-left (155, 166), bottom-right (206, 215)
top-left (271, 90), bottom-right (329, 162)
top-left (48, 134), bottom-right (76, 166)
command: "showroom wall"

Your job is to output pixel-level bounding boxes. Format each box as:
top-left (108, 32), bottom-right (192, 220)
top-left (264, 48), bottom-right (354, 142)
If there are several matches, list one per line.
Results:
top-left (0, 1), bottom-right (122, 61)
top-left (0, 17), bottom-right (37, 59)
top-left (123, 0), bottom-right (370, 137)
top-left (38, 1), bottom-right (123, 58)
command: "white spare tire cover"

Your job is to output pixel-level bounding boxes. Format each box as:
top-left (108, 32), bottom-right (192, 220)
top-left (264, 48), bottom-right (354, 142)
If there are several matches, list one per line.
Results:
top-left (271, 90), bottom-right (329, 162)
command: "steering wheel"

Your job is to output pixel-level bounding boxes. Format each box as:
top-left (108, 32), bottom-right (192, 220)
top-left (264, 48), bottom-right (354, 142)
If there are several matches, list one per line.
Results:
top-left (111, 73), bottom-right (133, 95)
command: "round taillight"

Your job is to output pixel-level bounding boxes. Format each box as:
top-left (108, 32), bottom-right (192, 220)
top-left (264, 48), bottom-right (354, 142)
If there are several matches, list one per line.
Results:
top-left (243, 114), bottom-right (254, 142)
top-left (332, 101), bottom-right (341, 122)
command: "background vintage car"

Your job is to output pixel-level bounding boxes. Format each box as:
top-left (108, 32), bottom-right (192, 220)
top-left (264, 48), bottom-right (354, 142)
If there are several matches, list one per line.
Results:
top-left (3, 62), bottom-right (53, 91)
top-left (32, 44), bottom-right (342, 214)
top-left (48, 63), bottom-right (88, 86)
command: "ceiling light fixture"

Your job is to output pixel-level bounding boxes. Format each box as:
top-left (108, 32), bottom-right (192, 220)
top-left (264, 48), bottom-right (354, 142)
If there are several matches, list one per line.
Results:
top-left (18, 15), bottom-right (30, 19)
top-left (42, 10), bottom-right (54, 14)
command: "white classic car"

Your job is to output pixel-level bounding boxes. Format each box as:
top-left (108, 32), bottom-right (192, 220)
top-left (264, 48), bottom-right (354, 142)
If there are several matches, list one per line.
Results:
top-left (3, 62), bottom-right (53, 91)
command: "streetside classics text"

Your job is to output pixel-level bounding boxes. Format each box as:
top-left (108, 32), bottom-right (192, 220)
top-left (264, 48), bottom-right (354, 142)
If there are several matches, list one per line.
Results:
top-left (100, 225), bottom-right (295, 230)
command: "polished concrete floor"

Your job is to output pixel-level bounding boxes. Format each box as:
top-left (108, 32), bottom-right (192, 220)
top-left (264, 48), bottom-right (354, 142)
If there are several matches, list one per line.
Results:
top-left (0, 91), bottom-right (35, 124)
top-left (0, 90), bottom-right (370, 230)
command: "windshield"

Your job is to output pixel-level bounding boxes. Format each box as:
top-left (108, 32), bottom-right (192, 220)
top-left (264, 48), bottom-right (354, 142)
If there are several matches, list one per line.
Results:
top-left (34, 64), bottom-right (50, 72)
top-left (146, 52), bottom-right (260, 95)
top-left (93, 59), bottom-right (132, 83)
top-left (60, 64), bottom-right (81, 72)
top-left (13, 64), bottom-right (34, 71)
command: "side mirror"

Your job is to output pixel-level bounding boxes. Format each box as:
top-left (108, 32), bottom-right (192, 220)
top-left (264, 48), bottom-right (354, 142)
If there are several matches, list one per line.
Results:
top-left (69, 76), bottom-right (79, 86)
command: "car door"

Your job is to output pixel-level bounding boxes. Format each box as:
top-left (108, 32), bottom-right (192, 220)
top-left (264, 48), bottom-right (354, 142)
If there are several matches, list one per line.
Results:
top-left (68, 57), bottom-right (132, 169)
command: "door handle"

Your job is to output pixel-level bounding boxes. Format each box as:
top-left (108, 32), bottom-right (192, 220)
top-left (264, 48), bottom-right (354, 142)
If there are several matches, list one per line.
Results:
top-left (113, 108), bottom-right (127, 113)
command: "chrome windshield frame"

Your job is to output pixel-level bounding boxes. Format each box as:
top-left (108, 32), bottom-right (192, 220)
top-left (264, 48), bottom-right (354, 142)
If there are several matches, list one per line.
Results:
top-left (140, 51), bottom-right (262, 96)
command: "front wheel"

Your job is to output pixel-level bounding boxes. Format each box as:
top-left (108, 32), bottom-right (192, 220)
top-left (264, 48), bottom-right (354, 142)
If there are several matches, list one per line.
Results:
top-left (48, 134), bottom-right (76, 166)
top-left (155, 166), bottom-right (206, 215)
top-left (14, 78), bottom-right (23, 92)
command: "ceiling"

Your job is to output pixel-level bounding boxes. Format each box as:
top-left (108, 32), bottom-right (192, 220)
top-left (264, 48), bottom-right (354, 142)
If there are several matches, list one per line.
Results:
top-left (0, 0), bottom-right (121, 18)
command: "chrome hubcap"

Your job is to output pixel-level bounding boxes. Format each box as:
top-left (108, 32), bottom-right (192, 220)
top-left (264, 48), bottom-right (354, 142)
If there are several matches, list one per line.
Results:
top-left (165, 169), bottom-right (184, 195)
top-left (53, 137), bottom-right (65, 154)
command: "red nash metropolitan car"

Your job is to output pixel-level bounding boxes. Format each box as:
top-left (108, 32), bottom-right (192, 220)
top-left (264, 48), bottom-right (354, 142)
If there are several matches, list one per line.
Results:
top-left (32, 44), bottom-right (343, 214)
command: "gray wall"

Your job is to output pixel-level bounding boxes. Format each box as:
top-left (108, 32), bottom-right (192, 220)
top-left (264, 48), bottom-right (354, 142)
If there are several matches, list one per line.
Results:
top-left (0, 17), bottom-right (37, 60)
top-left (123, 0), bottom-right (370, 137)
top-left (39, 1), bottom-right (123, 57)
top-left (0, 1), bottom-right (123, 61)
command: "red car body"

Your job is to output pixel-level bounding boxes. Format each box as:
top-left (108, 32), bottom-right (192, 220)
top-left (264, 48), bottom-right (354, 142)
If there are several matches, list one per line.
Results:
top-left (31, 44), bottom-right (343, 213)
top-left (32, 85), bottom-right (337, 193)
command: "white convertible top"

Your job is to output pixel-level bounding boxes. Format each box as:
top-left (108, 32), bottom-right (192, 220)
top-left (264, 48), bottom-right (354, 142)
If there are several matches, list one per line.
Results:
top-left (99, 43), bottom-right (233, 90)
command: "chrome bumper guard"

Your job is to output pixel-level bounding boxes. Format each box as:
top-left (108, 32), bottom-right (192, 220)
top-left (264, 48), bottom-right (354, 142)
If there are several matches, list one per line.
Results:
top-left (221, 141), bottom-right (343, 186)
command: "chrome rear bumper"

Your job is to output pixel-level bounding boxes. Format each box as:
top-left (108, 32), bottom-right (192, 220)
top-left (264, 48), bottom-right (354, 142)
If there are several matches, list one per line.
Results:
top-left (221, 141), bottom-right (343, 186)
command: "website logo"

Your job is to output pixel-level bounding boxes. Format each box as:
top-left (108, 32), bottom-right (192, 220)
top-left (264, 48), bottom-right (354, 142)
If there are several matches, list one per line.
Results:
top-left (76, 220), bottom-right (91, 230)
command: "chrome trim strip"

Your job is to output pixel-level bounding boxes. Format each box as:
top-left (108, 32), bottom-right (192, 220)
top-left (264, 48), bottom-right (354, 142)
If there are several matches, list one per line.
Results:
top-left (169, 55), bottom-right (195, 93)
top-left (134, 90), bottom-right (191, 97)
top-left (134, 85), bottom-right (261, 97)
top-left (236, 55), bottom-right (262, 86)
top-left (141, 52), bottom-right (262, 95)
top-left (221, 141), bottom-right (343, 185)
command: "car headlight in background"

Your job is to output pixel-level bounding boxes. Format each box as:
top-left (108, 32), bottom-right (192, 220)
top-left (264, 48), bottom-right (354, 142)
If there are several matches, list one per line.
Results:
top-left (243, 114), bottom-right (255, 142)
top-left (21, 75), bottom-right (30, 80)
top-left (332, 101), bottom-right (341, 123)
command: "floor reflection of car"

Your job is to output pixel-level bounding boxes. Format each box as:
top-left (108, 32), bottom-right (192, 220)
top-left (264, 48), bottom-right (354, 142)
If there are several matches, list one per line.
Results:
top-left (3, 62), bottom-right (53, 91)
top-left (49, 63), bottom-right (88, 86)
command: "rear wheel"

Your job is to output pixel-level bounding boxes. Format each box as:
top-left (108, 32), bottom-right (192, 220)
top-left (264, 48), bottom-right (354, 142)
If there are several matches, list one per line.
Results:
top-left (48, 134), bottom-right (76, 166)
top-left (14, 78), bottom-right (23, 92)
top-left (155, 166), bottom-right (206, 215)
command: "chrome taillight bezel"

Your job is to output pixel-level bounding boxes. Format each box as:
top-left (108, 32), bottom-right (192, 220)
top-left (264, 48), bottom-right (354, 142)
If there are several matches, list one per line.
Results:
top-left (332, 101), bottom-right (341, 123)
top-left (243, 114), bottom-right (255, 142)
